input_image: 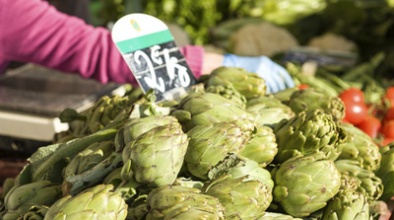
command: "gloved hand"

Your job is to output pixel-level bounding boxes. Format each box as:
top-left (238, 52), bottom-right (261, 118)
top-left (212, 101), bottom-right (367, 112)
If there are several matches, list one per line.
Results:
top-left (222, 54), bottom-right (295, 93)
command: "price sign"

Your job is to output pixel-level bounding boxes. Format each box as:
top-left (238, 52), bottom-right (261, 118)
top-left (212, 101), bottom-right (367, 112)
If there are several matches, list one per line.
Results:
top-left (111, 14), bottom-right (197, 101)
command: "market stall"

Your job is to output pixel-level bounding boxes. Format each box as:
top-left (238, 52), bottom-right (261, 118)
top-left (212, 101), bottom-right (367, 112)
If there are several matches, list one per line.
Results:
top-left (0, 64), bottom-right (393, 219)
top-left (1, 0), bottom-right (394, 219)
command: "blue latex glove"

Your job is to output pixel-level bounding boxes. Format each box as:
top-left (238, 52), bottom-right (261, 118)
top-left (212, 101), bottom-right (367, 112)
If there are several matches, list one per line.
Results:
top-left (222, 54), bottom-right (295, 93)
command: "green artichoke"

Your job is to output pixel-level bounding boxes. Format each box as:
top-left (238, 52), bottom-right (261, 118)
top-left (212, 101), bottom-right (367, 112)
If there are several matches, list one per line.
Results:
top-left (3, 180), bottom-right (62, 220)
top-left (184, 122), bottom-right (251, 180)
top-left (126, 194), bottom-right (149, 220)
top-left (175, 90), bottom-right (238, 114)
top-left (44, 184), bottom-right (127, 220)
top-left (205, 66), bottom-right (267, 99)
top-left (115, 115), bottom-right (179, 151)
top-left (125, 85), bottom-right (145, 104)
top-left (336, 123), bottom-right (381, 171)
top-left (375, 144), bottom-right (394, 202)
top-left (246, 95), bottom-right (295, 127)
top-left (62, 152), bottom-right (123, 196)
top-left (246, 95), bottom-right (293, 112)
top-left (172, 91), bottom-right (256, 132)
top-left (322, 165), bottom-right (371, 220)
top-left (30, 126), bottom-right (120, 183)
top-left (273, 109), bottom-right (347, 164)
top-left (16, 205), bottom-right (49, 220)
top-left (272, 152), bottom-right (341, 217)
top-left (239, 125), bottom-right (278, 167)
top-left (85, 95), bottom-right (131, 134)
top-left (335, 159), bottom-right (384, 201)
top-left (1, 178), bottom-right (15, 200)
top-left (322, 191), bottom-right (370, 220)
top-left (260, 211), bottom-right (303, 220)
top-left (202, 156), bottom-right (274, 219)
top-left (57, 109), bottom-right (88, 141)
top-left (60, 95), bottom-right (131, 137)
top-left (146, 185), bottom-right (225, 220)
top-left (124, 89), bottom-right (172, 119)
top-left (103, 167), bottom-right (140, 203)
top-left (286, 88), bottom-right (345, 121)
top-left (273, 87), bottom-right (299, 103)
top-left (206, 84), bottom-right (247, 109)
top-left (63, 140), bottom-right (115, 179)
top-left (121, 120), bottom-right (188, 187)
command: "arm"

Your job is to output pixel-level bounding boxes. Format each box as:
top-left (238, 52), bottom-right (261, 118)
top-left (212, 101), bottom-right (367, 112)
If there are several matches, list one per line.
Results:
top-left (201, 52), bottom-right (224, 75)
top-left (0, 0), bottom-right (204, 84)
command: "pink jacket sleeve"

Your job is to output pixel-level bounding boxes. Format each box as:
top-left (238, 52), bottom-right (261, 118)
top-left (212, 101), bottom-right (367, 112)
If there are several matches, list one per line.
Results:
top-left (0, 0), bottom-right (204, 85)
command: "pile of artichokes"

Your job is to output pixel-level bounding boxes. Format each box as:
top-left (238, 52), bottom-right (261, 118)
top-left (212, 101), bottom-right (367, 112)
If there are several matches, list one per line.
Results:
top-left (0, 67), bottom-right (393, 220)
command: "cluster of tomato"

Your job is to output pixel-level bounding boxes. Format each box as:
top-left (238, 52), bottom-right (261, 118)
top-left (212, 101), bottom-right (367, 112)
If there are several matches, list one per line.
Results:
top-left (340, 86), bottom-right (394, 146)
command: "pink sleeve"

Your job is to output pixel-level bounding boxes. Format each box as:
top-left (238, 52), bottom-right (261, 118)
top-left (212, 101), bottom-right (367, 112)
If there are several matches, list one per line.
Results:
top-left (0, 0), bottom-right (204, 84)
top-left (179, 45), bottom-right (204, 79)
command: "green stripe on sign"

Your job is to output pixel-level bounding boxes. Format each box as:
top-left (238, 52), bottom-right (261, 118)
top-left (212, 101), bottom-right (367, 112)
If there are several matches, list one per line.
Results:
top-left (116, 30), bottom-right (174, 54)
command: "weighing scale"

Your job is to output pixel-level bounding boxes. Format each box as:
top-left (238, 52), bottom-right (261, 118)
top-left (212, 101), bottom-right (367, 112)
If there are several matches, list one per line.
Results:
top-left (0, 64), bottom-right (126, 153)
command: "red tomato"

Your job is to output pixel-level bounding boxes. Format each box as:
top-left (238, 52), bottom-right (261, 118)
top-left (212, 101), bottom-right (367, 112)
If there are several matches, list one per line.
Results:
top-left (298, 84), bottom-right (309, 90)
top-left (382, 120), bottom-right (394, 138)
top-left (356, 115), bottom-right (381, 138)
top-left (381, 137), bottom-right (394, 146)
top-left (344, 102), bottom-right (368, 125)
top-left (385, 107), bottom-right (394, 121)
top-left (339, 88), bottom-right (365, 104)
top-left (384, 86), bottom-right (394, 105)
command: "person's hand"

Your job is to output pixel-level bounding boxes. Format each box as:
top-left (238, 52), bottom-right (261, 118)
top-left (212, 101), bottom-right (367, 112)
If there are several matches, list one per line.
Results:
top-left (222, 54), bottom-right (295, 93)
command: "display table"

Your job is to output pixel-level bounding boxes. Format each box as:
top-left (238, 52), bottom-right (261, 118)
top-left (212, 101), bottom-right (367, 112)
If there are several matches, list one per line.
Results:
top-left (0, 64), bottom-right (126, 144)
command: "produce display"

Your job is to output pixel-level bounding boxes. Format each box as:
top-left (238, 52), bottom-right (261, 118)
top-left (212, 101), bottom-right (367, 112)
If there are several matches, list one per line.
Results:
top-left (2, 2), bottom-right (394, 218)
top-left (0, 61), bottom-right (393, 219)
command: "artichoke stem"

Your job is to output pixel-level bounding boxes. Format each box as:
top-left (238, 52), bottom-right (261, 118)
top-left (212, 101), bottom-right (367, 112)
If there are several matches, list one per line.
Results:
top-left (63, 152), bottom-right (123, 196)
top-left (32, 128), bottom-right (119, 181)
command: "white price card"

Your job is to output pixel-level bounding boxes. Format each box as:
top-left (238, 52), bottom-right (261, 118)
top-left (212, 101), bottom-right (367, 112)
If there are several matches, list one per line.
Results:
top-left (111, 13), bottom-right (197, 102)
